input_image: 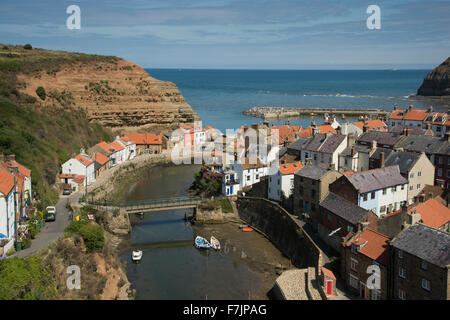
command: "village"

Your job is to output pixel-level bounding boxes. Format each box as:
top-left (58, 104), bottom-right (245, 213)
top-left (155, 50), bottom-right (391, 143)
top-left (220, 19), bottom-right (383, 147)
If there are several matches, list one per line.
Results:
top-left (1, 103), bottom-right (449, 300)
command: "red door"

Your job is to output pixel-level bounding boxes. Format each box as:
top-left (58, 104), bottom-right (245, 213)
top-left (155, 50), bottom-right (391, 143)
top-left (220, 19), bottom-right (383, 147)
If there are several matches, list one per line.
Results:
top-left (360, 282), bottom-right (366, 299)
top-left (326, 280), bottom-right (332, 295)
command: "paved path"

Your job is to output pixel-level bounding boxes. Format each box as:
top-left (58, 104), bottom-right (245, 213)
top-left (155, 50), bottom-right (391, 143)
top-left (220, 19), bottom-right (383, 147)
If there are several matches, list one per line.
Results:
top-left (12, 192), bottom-right (82, 258)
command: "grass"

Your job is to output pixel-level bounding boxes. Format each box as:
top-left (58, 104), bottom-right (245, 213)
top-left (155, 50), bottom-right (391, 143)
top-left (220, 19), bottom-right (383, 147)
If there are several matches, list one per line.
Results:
top-left (0, 43), bottom-right (115, 210)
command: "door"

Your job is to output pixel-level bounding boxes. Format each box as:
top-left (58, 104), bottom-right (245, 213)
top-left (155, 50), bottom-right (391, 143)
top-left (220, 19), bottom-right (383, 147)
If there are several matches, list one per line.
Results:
top-left (230, 185), bottom-right (233, 195)
top-left (326, 280), bottom-right (333, 295)
top-left (305, 201), bottom-right (309, 213)
top-left (360, 282), bottom-right (366, 299)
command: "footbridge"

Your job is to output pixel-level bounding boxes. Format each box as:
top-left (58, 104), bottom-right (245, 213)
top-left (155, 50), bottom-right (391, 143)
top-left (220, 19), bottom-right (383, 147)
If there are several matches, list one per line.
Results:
top-left (87, 196), bottom-right (202, 214)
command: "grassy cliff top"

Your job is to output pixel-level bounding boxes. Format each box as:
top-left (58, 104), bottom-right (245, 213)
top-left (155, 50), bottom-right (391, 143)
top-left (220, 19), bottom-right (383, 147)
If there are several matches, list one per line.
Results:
top-left (0, 44), bottom-right (121, 74)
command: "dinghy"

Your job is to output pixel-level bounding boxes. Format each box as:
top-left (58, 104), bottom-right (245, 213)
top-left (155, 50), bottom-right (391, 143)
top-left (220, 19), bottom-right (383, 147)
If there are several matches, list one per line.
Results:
top-left (238, 224), bottom-right (248, 229)
top-left (132, 250), bottom-right (143, 262)
top-left (242, 227), bottom-right (253, 232)
top-left (210, 236), bottom-right (220, 250)
top-left (195, 236), bottom-right (211, 249)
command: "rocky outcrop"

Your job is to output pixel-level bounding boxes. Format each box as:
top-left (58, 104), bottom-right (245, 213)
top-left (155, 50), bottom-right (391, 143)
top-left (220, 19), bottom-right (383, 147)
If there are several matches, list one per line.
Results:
top-left (17, 58), bottom-right (199, 131)
top-left (417, 57), bottom-right (450, 96)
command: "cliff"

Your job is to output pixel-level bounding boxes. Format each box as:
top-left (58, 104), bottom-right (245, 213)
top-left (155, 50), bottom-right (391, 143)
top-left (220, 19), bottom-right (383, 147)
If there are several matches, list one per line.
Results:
top-left (417, 57), bottom-right (450, 97)
top-left (2, 45), bottom-right (199, 132)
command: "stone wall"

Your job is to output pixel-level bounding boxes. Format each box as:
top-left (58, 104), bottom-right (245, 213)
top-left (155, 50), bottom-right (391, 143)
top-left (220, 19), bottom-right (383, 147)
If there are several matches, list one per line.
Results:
top-left (237, 196), bottom-right (323, 270)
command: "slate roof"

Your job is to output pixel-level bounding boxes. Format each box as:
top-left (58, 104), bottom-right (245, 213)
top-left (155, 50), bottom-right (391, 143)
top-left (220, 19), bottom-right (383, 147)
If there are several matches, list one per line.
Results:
top-left (320, 193), bottom-right (370, 225)
top-left (357, 131), bottom-right (404, 147)
top-left (340, 144), bottom-right (372, 157)
top-left (391, 224), bottom-right (450, 268)
top-left (295, 165), bottom-right (329, 180)
top-left (384, 151), bottom-right (421, 175)
top-left (303, 133), bottom-right (346, 154)
top-left (370, 148), bottom-right (394, 160)
top-left (389, 125), bottom-right (425, 135)
top-left (288, 137), bottom-right (310, 151)
top-left (396, 135), bottom-right (448, 155)
top-left (346, 165), bottom-right (408, 193)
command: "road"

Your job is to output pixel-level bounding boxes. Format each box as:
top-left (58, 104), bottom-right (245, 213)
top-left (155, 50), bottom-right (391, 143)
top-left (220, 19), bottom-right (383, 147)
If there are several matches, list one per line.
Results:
top-left (13, 192), bottom-right (82, 258)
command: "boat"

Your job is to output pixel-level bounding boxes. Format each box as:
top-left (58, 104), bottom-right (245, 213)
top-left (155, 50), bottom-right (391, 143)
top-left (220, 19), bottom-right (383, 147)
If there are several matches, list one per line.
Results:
top-left (238, 224), bottom-right (248, 229)
top-left (132, 250), bottom-right (143, 262)
top-left (195, 236), bottom-right (211, 249)
top-left (242, 227), bottom-right (253, 232)
top-left (210, 236), bottom-right (220, 250)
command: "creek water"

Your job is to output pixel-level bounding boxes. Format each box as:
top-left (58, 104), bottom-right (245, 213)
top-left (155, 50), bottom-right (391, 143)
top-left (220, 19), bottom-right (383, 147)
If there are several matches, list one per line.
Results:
top-left (119, 164), bottom-right (274, 300)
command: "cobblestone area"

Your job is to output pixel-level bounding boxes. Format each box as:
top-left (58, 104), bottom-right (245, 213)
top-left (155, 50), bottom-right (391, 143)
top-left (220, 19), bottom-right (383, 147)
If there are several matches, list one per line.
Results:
top-left (275, 269), bottom-right (309, 300)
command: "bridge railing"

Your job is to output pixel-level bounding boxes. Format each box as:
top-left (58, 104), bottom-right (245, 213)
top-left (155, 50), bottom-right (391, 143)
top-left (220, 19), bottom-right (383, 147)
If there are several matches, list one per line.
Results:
top-left (87, 196), bottom-right (202, 210)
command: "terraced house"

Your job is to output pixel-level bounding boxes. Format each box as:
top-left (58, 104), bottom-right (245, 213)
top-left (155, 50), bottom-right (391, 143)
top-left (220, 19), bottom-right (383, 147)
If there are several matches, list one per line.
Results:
top-left (299, 133), bottom-right (347, 170)
top-left (390, 224), bottom-right (450, 300)
top-left (329, 165), bottom-right (408, 217)
top-left (0, 165), bottom-right (17, 255)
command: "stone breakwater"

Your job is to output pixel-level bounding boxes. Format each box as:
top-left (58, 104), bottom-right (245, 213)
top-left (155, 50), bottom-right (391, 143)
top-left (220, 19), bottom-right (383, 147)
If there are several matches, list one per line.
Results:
top-left (242, 106), bottom-right (391, 120)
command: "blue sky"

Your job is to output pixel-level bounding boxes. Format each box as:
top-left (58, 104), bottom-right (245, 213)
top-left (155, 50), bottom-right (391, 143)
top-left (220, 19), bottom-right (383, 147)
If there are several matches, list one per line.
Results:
top-left (1, 0), bottom-right (449, 69)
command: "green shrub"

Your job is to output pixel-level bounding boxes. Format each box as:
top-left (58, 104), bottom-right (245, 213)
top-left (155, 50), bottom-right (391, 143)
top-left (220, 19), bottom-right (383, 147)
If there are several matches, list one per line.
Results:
top-left (22, 238), bottom-right (32, 249)
top-left (79, 224), bottom-right (104, 253)
top-left (65, 220), bottom-right (89, 236)
top-left (23, 44), bottom-right (32, 50)
top-left (28, 225), bottom-right (37, 239)
top-left (35, 86), bottom-right (46, 100)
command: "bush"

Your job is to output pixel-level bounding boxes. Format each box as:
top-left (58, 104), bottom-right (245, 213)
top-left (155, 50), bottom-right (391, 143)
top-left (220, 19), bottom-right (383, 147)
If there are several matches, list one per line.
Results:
top-left (35, 86), bottom-right (46, 100)
top-left (23, 44), bottom-right (32, 50)
top-left (79, 224), bottom-right (104, 253)
top-left (22, 238), bottom-right (32, 249)
top-left (28, 225), bottom-right (37, 239)
top-left (65, 220), bottom-right (89, 236)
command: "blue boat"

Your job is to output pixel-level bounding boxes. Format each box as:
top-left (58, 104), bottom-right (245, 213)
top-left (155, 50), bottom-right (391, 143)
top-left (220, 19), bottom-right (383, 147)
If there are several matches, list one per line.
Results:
top-left (195, 236), bottom-right (211, 249)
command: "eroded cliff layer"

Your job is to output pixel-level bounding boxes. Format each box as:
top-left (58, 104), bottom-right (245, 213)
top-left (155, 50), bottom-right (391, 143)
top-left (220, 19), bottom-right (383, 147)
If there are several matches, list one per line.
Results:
top-left (17, 57), bottom-right (199, 131)
top-left (417, 57), bottom-right (450, 97)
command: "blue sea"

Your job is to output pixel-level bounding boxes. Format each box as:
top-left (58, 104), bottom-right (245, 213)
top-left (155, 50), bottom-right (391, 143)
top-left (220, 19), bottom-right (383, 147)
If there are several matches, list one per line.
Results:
top-left (145, 69), bottom-right (434, 132)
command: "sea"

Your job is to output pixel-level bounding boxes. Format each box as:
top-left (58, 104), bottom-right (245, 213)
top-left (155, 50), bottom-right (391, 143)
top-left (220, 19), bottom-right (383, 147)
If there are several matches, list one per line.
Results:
top-left (145, 69), bottom-right (435, 132)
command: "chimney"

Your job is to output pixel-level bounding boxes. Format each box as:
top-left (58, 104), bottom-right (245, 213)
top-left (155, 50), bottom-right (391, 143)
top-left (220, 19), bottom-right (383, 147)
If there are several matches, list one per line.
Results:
top-left (363, 122), bottom-right (369, 133)
top-left (329, 162), bottom-right (335, 170)
top-left (371, 140), bottom-right (377, 150)
top-left (380, 150), bottom-right (385, 168)
top-left (350, 146), bottom-right (355, 157)
top-left (408, 212), bottom-right (421, 225)
top-left (394, 104), bottom-right (398, 111)
top-left (408, 104), bottom-right (413, 112)
top-left (285, 120), bottom-right (290, 126)
top-left (358, 221), bottom-right (370, 232)
top-left (402, 127), bottom-right (408, 136)
top-left (281, 159), bottom-right (286, 164)
top-left (428, 105), bottom-right (433, 113)
top-left (336, 126), bottom-right (342, 135)
top-left (80, 148), bottom-right (86, 155)
top-left (347, 133), bottom-right (356, 147)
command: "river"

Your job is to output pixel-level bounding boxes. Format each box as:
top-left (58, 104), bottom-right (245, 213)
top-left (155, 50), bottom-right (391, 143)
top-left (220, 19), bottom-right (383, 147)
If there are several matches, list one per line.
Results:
top-left (119, 164), bottom-right (289, 300)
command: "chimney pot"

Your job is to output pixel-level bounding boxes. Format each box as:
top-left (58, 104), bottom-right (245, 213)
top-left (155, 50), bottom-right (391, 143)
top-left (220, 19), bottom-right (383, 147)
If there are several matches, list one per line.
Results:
top-left (408, 104), bottom-right (413, 111)
top-left (380, 150), bottom-right (385, 168)
top-left (394, 104), bottom-right (398, 111)
top-left (6, 154), bottom-right (15, 162)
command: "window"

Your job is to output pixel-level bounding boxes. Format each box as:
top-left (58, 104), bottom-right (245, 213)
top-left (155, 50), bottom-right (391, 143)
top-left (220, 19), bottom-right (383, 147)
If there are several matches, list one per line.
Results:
top-left (421, 260), bottom-right (428, 271)
top-left (401, 184), bottom-right (405, 190)
top-left (351, 244), bottom-right (358, 254)
top-left (349, 274), bottom-right (359, 289)
top-left (371, 192), bottom-right (375, 199)
top-left (409, 185), bottom-right (414, 191)
top-left (392, 186), bottom-right (397, 192)
top-left (399, 267), bottom-right (406, 279)
top-left (398, 250), bottom-right (403, 259)
top-left (438, 168), bottom-right (442, 177)
top-left (398, 289), bottom-right (406, 300)
top-left (350, 258), bottom-right (358, 271)
top-left (246, 176), bottom-right (250, 181)
top-left (382, 188), bottom-right (387, 195)
top-left (418, 171), bottom-right (422, 177)
top-left (363, 193), bottom-right (368, 201)
top-left (327, 213), bottom-right (332, 222)
top-left (447, 170), bottom-right (450, 178)
top-left (311, 190), bottom-right (316, 197)
top-left (439, 157), bottom-right (443, 164)
top-left (371, 289), bottom-right (381, 300)
top-left (410, 172), bottom-right (414, 178)
top-left (416, 184), bottom-right (421, 190)
top-left (380, 206), bottom-right (386, 213)
top-left (421, 279), bottom-right (431, 291)
top-left (314, 154), bottom-right (317, 161)
top-left (256, 174), bottom-right (259, 180)
top-left (347, 225), bottom-right (354, 233)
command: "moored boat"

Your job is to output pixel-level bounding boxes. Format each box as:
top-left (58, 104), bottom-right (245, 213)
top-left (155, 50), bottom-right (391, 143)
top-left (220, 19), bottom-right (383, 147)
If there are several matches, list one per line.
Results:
top-left (195, 236), bottom-right (211, 249)
top-left (242, 227), bottom-right (253, 232)
top-left (238, 224), bottom-right (248, 229)
top-left (132, 250), bottom-right (143, 262)
top-left (210, 236), bottom-right (220, 250)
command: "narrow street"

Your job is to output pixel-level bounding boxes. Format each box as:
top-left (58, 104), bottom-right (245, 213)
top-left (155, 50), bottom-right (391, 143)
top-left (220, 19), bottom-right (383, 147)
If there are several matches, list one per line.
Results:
top-left (13, 192), bottom-right (82, 258)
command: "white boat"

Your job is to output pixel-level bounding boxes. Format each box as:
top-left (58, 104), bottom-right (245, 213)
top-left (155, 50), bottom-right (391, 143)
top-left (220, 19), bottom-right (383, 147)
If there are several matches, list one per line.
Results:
top-left (195, 236), bottom-right (211, 249)
top-left (210, 236), bottom-right (220, 250)
top-left (132, 250), bottom-right (143, 262)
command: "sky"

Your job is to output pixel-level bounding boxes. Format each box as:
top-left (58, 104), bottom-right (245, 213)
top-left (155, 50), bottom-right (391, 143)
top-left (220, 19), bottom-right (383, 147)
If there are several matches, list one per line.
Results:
top-left (1, 0), bottom-right (449, 69)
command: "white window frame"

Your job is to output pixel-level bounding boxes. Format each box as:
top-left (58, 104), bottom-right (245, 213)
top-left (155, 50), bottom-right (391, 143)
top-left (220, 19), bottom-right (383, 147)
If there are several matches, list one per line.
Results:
top-left (350, 258), bottom-right (358, 271)
top-left (349, 274), bottom-right (359, 289)
top-left (421, 278), bottom-right (431, 291)
top-left (398, 267), bottom-right (406, 279)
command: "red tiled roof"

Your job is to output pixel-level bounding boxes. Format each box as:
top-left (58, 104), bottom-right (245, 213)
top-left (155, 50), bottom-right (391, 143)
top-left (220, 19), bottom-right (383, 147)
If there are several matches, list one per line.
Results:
top-left (94, 152), bottom-right (109, 166)
top-left (109, 141), bottom-right (125, 152)
top-left (342, 171), bottom-right (355, 176)
top-left (279, 162), bottom-right (303, 175)
top-left (410, 199), bottom-right (450, 229)
top-left (389, 109), bottom-right (406, 120)
top-left (403, 109), bottom-right (428, 121)
top-left (299, 125), bottom-right (336, 138)
top-left (321, 267), bottom-right (336, 280)
top-left (6, 160), bottom-right (31, 177)
top-left (124, 133), bottom-right (162, 145)
top-left (97, 141), bottom-right (113, 155)
top-left (271, 125), bottom-right (297, 144)
top-left (76, 154), bottom-right (94, 167)
top-left (350, 229), bottom-right (390, 265)
top-left (0, 165), bottom-right (15, 195)
top-left (59, 173), bottom-right (77, 179)
top-left (354, 120), bottom-right (387, 132)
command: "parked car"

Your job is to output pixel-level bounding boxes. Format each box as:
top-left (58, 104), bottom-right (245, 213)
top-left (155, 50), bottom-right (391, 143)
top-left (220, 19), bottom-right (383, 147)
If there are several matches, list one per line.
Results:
top-left (63, 187), bottom-right (72, 195)
top-left (45, 206), bottom-right (56, 221)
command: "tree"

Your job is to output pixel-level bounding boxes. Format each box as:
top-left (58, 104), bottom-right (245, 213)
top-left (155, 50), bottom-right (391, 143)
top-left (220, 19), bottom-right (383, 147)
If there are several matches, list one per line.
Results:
top-left (36, 86), bottom-right (46, 100)
top-left (23, 44), bottom-right (32, 50)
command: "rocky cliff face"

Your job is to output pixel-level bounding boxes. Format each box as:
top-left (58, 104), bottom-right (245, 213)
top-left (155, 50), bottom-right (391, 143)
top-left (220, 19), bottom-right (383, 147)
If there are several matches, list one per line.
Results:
top-left (417, 57), bottom-right (450, 96)
top-left (17, 58), bottom-right (199, 132)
